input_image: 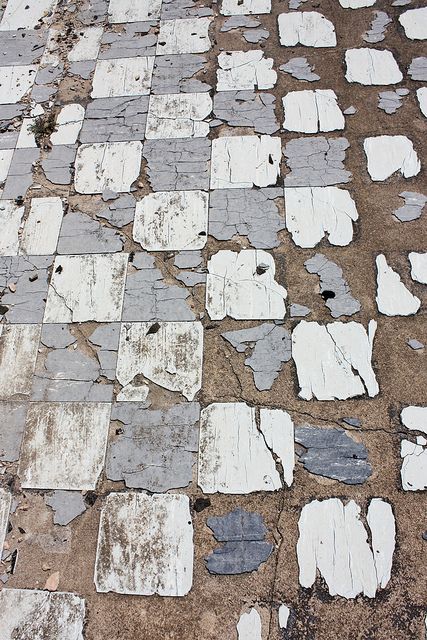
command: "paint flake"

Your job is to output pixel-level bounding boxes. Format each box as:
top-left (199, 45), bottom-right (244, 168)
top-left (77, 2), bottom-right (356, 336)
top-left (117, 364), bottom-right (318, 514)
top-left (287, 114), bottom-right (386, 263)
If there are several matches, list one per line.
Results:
top-left (393, 191), bottom-right (426, 222)
top-left (375, 254), bottom-right (420, 316)
top-left (145, 92), bottom-right (212, 139)
top-left (237, 609), bottom-right (262, 640)
top-left (345, 49), bottom-right (402, 85)
top-left (217, 51), bottom-right (277, 91)
top-left (399, 7), bottom-right (427, 40)
top-left (283, 137), bottom-right (351, 187)
top-left (401, 406), bottom-right (427, 435)
top-left (400, 437), bottom-right (427, 491)
top-left (279, 57), bottom-right (319, 81)
top-left (364, 136), bottom-right (420, 181)
top-left (409, 252), bottom-right (427, 284)
top-left (278, 12), bottom-right (336, 47)
top-left (282, 90), bottom-right (344, 133)
top-left (91, 57), bottom-right (154, 98)
top-left (108, 0), bottom-right (162, 23)
top-left (0, 488), bottom-right (11, 553)
top-left (304, 253), bottom-right (361, 318)
top-left (0, 324), bottom-right (40, 399)
top-left (156, 17), bottom-right (212, 55)
top-left (74, 141), bottom-right (142, 194)
top-left (221, 0), bottom-right (271, 15)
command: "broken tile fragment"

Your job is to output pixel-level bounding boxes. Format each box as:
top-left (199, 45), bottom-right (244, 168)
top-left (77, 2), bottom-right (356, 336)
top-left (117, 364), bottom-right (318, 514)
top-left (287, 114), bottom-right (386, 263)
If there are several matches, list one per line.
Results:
top-left (0, 0), bottom-right (57, 30)
top-left (97, 194), bottom-right (136, 227)
top-left (221, 0), bottom-right (271, 14)
top-left (75, 142), bottom-right (142, 194)
top-left (95, 492), bottom-right (193, 596)
top-left (364, 136), bottom-right (420, 181)
top-left (407, 339), bottom-right (424, 350)
top-left (107, 402), bottom-right (200, 491)
top-left (363, 11), bottom-right (391, 43)
top-left (2, 148), bottom-right (39, 200)
top-left (0, 199), bottom-right (24, 255)
top-left (409, 252), bottom-right (427, 285)
top-left (50, 104), bottom-right (85, 145)
top-left (283, 138), bottom-right (351, 187)
top-left (100, 23), bottom-right (156, 60)
top-left (0, 402), bottom-right (27, 461)
top-left (221, 16), bottom-right (261, 31)
top-left (45, 491), bottom-right (87, 526)
top-left (79, 0), bottom-right (108, 25)
top-left (0, 488), bottom-right (11, 553)
top-left (20, 198), bottom-right (63, 256)
top-left (151, 54), bottom-right (211, 94)
top-left (375, 254), bottom-right (420, 316)
top-left (206, 250), bottom-right (287, 320)
top-left (145, 93), bottom-right (212, 139)
top-left (339, 0), bottom-right (375, 6)
top-left (143, 138), bottom-right (211, 191)
top-left (290, 303), bottom-right (311, 317)
top-left (217, 51), bottom-right (277, 91)
top-left (393, 192), bottom-right (426, 222)
top-left (68, 26), bottom-right (103, 62)
top-left (278, 12), bottom-right (336, 47)
top-left (284, 186), bottom-right (358, 247)
top-left (401, 406), bottom-right (427, 435)
top-left (19, 402), bottom-right (111, 490)
top-left (295, 425), bottom-right (372, 484)
top-left (282, 90), bottom-right (344, 133)
top-left (278, 605), bottom-right (291, 630)
top-left (198, 403), bottom-right (294, 493)
top-left (161, 0), bottom-right (213, 20)
top-left (0, 325), bottom-right (41, 399)
top-left (222, 323), bottom-right (291, 390)
top-left (0, 589), bottom-right (85, 640)
top-left (292, 320), bottom-right (379, 401)
top-left (0, 65), bottom-right (37, 103)
top-left (116, 322), bottom-right (203, 401)
top-left (345, 49), bottom-right (402, 85)
top-left (0, 30), bottom-right (46, 67)
top-left (57, 211), bottom-right (124, 254)
top-left (157, 17), bottom-right (212, 55)
top-left (297, 498), bottom-right (395, 598)
top-left (279, 58), bottom-right (319, 81)
top-left (237, 609), bottom-right (262, 640)
top-left (401, 437), bottom-right (427, 491)
top-left (417, 88), bottom-right (427, 118)
top-left (377, 90), bottom-right (406, 115)
top-left (408, 57), bottom-right (427, 81)
top-left (206, 507), bottom-right (273, 575)
top-left (0, 256), bottom-right (52, 323)
top-left (213, 91), bottom-right (279, 135)
top-left (304, 253), bottom-right (361, 318)
top-left (108, 0), bottom-right (162, 23)
top-left (91, 57), bottom-right (154, 98)
top-left (243, 28), bottom-right (269, 43)
top-left (399, 7), bottom-right (427, 40)
top-left (41, 145), bottom-right (77, 186)
top-left (80, 96), bottom-right (149, 143)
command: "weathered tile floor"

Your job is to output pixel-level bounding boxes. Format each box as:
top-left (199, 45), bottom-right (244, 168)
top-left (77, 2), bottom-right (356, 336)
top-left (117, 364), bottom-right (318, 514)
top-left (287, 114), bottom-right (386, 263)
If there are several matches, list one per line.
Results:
top-left (0, 0), bottom-right (425, 638)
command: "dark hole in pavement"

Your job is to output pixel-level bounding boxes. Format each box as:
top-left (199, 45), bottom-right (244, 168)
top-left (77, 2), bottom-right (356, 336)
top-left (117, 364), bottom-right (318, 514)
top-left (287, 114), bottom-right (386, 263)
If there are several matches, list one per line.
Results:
top-left (321, 290), bottom-right (336, 301)
top-left (193, 497), bottom-right (211, 513)
top-left (147, 322), bottom-right (161, 335)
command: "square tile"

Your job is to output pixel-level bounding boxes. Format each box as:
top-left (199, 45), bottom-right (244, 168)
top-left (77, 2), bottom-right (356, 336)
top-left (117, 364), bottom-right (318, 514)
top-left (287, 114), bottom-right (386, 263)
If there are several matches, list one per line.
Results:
top-left (0, 256), bottom-right (53, 323)
top-left (145, 93), bottom-right (212, 139)
top-left (156, 18), bottom-right (212, 55)
top-left (0, 200), bottom-right (24, 256)
top-left (217, 51), bottom-right (276, 91)
top-left (0, 324), bottom-right (41, 399)
top-left (19, 402), bottom-right (111, 490)
top-left (74, 141), bottom-right (142, 194)
top-left (108, 0), bottom-right (162, 23)
top-left (0, 65), bottom-right (37, 104)
top-left (91, 57), bottom-right (154, 98)
top-left (44, 254), bottom-right (128, 323)
top-left (79, 96), bottom-right (149, 144)
top-left (95, 492), bottom-right (193, 595)
top-left (143, 138), bottom-right (211, 191)
top-left (0, 0), bottom-right (57, 30)
top-left (20, 197), bottom-right (64, 256)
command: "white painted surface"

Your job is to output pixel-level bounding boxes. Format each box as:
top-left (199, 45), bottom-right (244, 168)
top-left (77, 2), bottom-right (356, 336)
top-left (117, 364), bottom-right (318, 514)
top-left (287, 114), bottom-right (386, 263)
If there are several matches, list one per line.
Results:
top-left (217, 51), bottom-right (277, 91)
top-left (401, 406), bottom-right (427, 435)
top-left (0, 589), bottom-right (85, 640)
top-left (68, 26), bottom-right (103, 62)
top-left (145, 93), bottom-right (212, 139)
top-left (95, 493), bottom-right (193, 596)
top-left (278, 605), bottom-right (291, 630)
top-left (364, 136), bottom-right (420, 181)
top-left (345, 49), bottom-right (402, 85)
top-left (278, 12), bottom-right (337, 47)
top-left (297, 498), bottom-right (395, 598)
top-left (282, 90), bottom-right (345, 133)
top-left (0, 325), bottom-right (41, 400)
top-left (44, 254), bottom-right (128, 323)
top-left (0, 65), bottom-right (37, 104)
top-left (284, 186), bottom-right (358, 248)
top-left (19, 402), bottom-right (111, 490)
top-left (0, 488), bottom-right (11, 554)
top-left (40, 28), bottom-right (61, 66)
top-left (366, 499), bottom-right (395, 588)
top-left (16, 117), bottom-right (37, 148)
top-left (222, 0), bottom-right (271, 15)
top-left (206, 249), bottom-right (287, 320)
top-left (399, 8), bottom-right (427, 40)
top-left (20, 197), bottom-right (63, 255)
top-left (198, 403), bottom-right (294, 493)
top-left (108, 0), bottom-right (162, 23)
top-left (156, 18), bottom-right (212, 55)
top-left (210, 135), bottom-right (281, 189)
top-left (401, 437), bottom-right (427, 491)
top-left (375, 254), bottom-right (420, 316)
top-left (409, 252), bottom-right (427, 284)
top-left (0, 149), bottom-right (13, 182)
top-left (237, 609), bottom-right (262, 640)
top-left (116, 322), bottom-right (203, 401)
top-left (91, 57), bottom-right (154, 98)
top-left (134, 190), bottom-right (208, 251)
top-left (0, 200), bottom-right (24, 256)
top-left (292, 320), bottom-right (379, 400)
top-left (74, 141), bottom-right (142, 194)
top-left (0, 0), bottom-right (57, 30)
top-left (50, 104), bottom-right (85, 146)
top-left (339, 0), bottom-right (375, 7)
top-left (417, 88), bottom-right (427, 117)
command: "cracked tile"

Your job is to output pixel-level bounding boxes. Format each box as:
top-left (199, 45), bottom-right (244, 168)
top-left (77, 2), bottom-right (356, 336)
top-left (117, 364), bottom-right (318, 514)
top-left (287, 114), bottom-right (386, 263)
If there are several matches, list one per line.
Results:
top-left (2, 148), bottom-right (39, 200)
top-left (399, 7), bottom-right (427, 40)
top-left (304, 253), bottom-right (361, 318)
top-left (20, 197), bottom-right (64, 256)
top-left (401, 437), bottom-right (427, 491)
top-left (100, 23), bottom-right (156, 59)
top-left (375, 254), bottom-right (420, 316)
top-left (363, 11), bottom-right (391, 43)
top-left (156, 17), bottom-right (212, 55)
top-left (377, 89), bottom-right (408, 115)
top-left (198, 403), bottom-right (294, 493)
top-left (107, 402), bottom-right (200, 491)
top-left (80, 96), bottom-right (149, 143)
top-left (57, 210), bottom-right (124, 254)
top-left (19, 402), bottom-right (111, 490)
top-left (0, 256), bottom-right (52, 323)
top-left (50, 104), bottom-right (85, 145)
top-left (45, 491), bottom-right (87, 526)
top-left (68, 26), bottom-right (103, 62)
top-left (0, 30), bottom-right (46, 66)
top-left (143, 138), bottom-right (211, 191)
top-left (206, 249), bottom-right (287, 320)
top-left (283, 137), bottom-right (351, 187)
top-left (221, 16), bottom-right (261, 31)
top-left (243, 28), bottom-right (269, 43)
top-left (213, 91), bottom-right (278, 134)
top-left (279, 57), bottom-right (319, 81)
top-left (345, 49), bottom-right (402, 85)
top-left (409, 251), bottom-right (427, 284)
top-left (292, 320), bottom-right (379, 401)
top-left (0, 199), bottom-right (24, 256)
top-left (41, 145), bottom-right (77, 186)
top-left (278, 12), bottom-right (336, 47)
top-left (393, 192), bottom-right (426, 222)
top-left (94, 492), bottom-right (193, 596)
top-left (221, 0), bottom-right (271, 14)
top-left (145, 92), bottom-right (212, 139)
top-left (91, 57), bottom-right (154, 98)
top-left (108, 0), bottom-right (162, 23)
top-left (401, 406), bottom-right (427, 435)
top-left (282, 90), bottom-right (344, 133)
top-left (151, 53), bottom-right (211, 94)
top-left (0, 0), bottom-right (57, 30)
top-left (97, 194), bottom-right (136, 228)
top-left (0, 402), bottom-right (27, 461)
top-left (161, 0), bottom-right (213, 20)
top-left (408, 56), bottom-right (427, 81)
top-left (74, 141), bottom-right (142, 194)
top-left (217, 51), bottom-right (277, 91)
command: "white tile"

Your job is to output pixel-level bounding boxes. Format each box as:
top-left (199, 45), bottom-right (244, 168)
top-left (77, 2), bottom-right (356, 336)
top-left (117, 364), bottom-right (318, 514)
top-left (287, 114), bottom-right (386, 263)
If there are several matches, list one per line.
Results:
top-left (91, 57), bottom-right (154, 98)
top-left (222, 0), bottom-right (271, 14)
top-left (297, 498), bottom-right (395, 598)
top-left (133, 190), bottom-right (208, 251)
top-left (0, 65), bottom-right (37, 104)
top-left (375, 254), bottom-right (420, 316)
top-left (399, 7), bottom-right (427, 40)
top-left (345, 49), bottom-right (402, 85)
top-left (278, 12), bottom-right (336, 47)
top-left (278, 605), bottom-right (291, 630)
top-left (40, 28), bottom-right (61, 66)
top-left (156, 18), bottom-right (212, 55)
top-left (108, 0), bottom-right (162, 23)
top-left (401, 406), bottom-right (427, 435)
top-left (0, 488), bottom-right (11, 554)
top-left (116, 322), bottom-right (203, 401)
top-left (284, 186), bottom-right (358, 248)
top-left (409, 251), bottom-right (427, 284)
top-left (95, 492), bottom-right (193, 596)
top-left (20, 197), bottom-right (63, 255)
top-left (16, 117), bottom-right (37, 148)
top-left (0, 0), bottom-right (57, 30)
top-left (364, 135), bottom-right (420, 181)
top-left (0, 199), bottom-right (24, 256)
top-left (206, 249), bottom-right (287, 320)
top-left (0, 589), bottom-right (85, 640)
top-left (74, 141), bottom-right (142, 194)
top-left (50, 104), bottom-right (85, 145)
top-left (292, 320), bottom-right (379, 401)
top-left (282, 90), bottom-right (345, 133)
top-left (68, 26), bottom-right (103, 62)
top-left (198, 403), bottom-right (294, 493)
top-left (210, 135), bottom-right (281, 189)
top-left (401, 437), bottom-right (427, 491)
top-left (145, 93), bottom-right (212, 139)
top-left (339, 0), bottom-right (375, 6)
top-left (19, 402), bottom-right (111, 490)
top-left (237, 609), bottom-right (262, 640)
top-left (44, 254), bottom-right (128, 323)
top-left (417, 87), bottom-right (427, 117)
top-left (0, 324), bottom-right (41, 400)
top-left (0, 149), bottom-right (13, 182)
top-left (217, 51), bottom-right (277, 91)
